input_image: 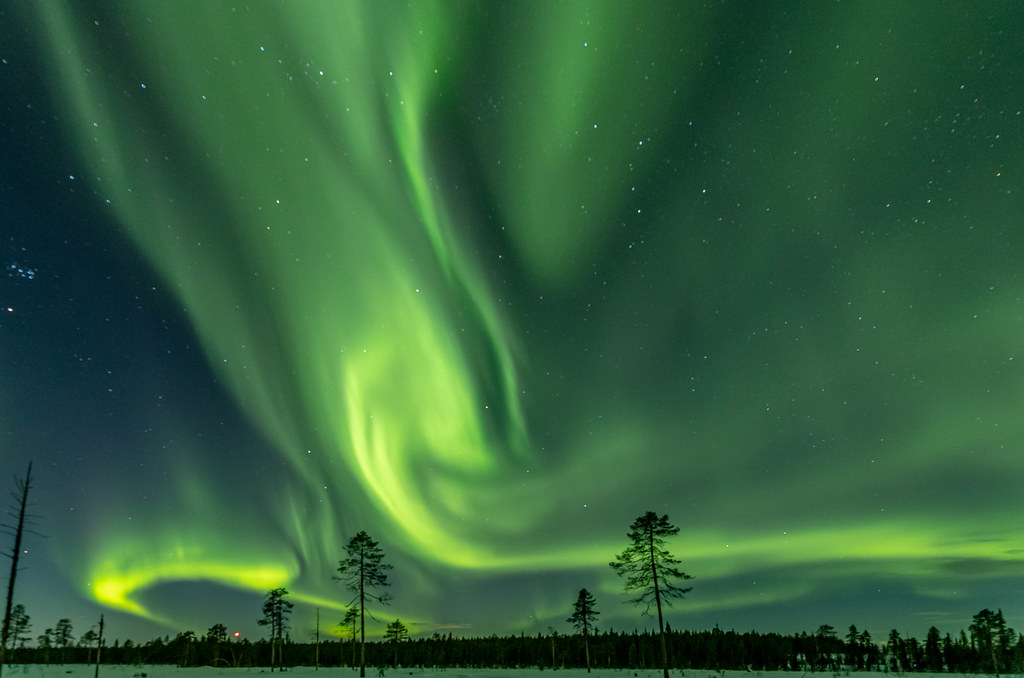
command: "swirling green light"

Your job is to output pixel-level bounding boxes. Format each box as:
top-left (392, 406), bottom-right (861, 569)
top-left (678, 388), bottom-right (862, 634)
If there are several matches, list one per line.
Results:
top-left (29, 1), bottom-right (1024, 635)
top-left (35, 1), bottom-right (595, 626)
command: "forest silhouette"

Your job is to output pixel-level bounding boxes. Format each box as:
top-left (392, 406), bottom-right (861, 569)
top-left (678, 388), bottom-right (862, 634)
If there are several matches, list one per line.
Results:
top-left (5, 609), bottom-right (1022, 674)
top-left (3, 504), bottom-right (1021, 674)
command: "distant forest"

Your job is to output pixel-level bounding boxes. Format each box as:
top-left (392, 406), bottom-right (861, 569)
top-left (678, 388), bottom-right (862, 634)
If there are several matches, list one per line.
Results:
top-left (6, 608), bottom-right (1023, 674)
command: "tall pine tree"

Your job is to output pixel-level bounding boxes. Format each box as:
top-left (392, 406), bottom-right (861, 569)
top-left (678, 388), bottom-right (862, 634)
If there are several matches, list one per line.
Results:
top-left (336, 531), bottom-right (392, 678)
top-left (610, 511), bottom-right (692, 678)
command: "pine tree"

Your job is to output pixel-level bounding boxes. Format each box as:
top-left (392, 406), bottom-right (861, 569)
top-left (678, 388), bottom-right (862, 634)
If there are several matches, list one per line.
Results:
top-left (859, 630), bottom-right (875, 670)
top-left (258, 587), bottom-right (293, 672)
top-left (385, 619), bottom-right (408, 667)
top-left (38, 628), bottom-right (53, 665)
top-left (970, 608), bottom-right (1013, 676)
top-left (53, 619), bottom-right (74, 664)
top-left (924, 626), bottom-right (943, 672)
top-left (7, 606), bottom-right (29, 651)
top-left (845, 625), bottom-right (860, 670)
top-left (610, 511), bottom-right (693, 678)
top-left (206, 623), bottom-right (228, 643)
top-left (336, 531), bottom-right (392, 678)
top-left (567, 588), bottom-right (599, 672)
top-left (79, 629), bottom-right (98, 666)
top-left (887, 629), bottom-right (904, 674)
top-left (339, 607), bottom-right (358, 667)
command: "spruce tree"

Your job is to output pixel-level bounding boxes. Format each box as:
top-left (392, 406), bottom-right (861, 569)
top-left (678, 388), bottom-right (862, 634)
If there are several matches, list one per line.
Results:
top-left (567, 589), bottom-right (599, 672)
top-left (924, 626), bottom-right (943, 672)
top-left (610, 511), bottom-right (692, 678)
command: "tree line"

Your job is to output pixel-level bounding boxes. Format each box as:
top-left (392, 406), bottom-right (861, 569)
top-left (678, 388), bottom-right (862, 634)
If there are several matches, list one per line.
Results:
top-left (3, 610), bottom-right (1023, 674)
top-left (4, 503), bottom-right (1023, 675)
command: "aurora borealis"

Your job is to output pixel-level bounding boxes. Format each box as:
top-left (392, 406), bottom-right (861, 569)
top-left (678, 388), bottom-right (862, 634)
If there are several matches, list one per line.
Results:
top-left (3, 1), bottom-right (1024, 642)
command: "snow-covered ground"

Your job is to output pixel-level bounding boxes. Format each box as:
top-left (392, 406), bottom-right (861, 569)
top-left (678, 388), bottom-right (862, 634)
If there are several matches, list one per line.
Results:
top-left (0, 666), bottom-right (1005, 678)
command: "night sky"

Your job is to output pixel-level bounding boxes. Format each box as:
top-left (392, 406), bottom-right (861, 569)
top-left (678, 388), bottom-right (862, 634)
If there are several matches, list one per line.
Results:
top-left (3, 2), bottom-right (1024, 645)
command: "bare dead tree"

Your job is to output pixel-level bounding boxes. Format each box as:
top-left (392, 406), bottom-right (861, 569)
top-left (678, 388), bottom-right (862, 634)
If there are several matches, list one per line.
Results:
top-left (93, 614), bottom-right (104, 678)
top-left (1, 462), bottom-right (37, 678)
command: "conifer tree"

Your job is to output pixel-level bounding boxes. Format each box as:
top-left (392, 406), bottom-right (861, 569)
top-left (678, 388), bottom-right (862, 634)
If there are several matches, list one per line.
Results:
top-left (206, 623), bottom-right (228, 643)
top-left (924, 626), bottom-right (943, 672)
top-left (859, 629), bottom-right (875, 670)
top-left (80, 629), bottom-right (98, 665)
top-left (970, 608), bottom-right (1012, 676)
top-left (336, 531), bottom-right (392, 678)
top-left (887, 629), bottom-right (904, 673)
top-left (53, 619), bottom-right (74, 664)
top-left (567, 588), bottom-right (599, 672)
top-left (7, 606), bottom-right (28, 652)
top-left (258, 587), bottom-right (293, 672)
top-left (610, 511), bottom-right (692, 678)
top-left (339, 607), bottom-right (358, 667)
top-left (385, 619), bottom-right (408, 667)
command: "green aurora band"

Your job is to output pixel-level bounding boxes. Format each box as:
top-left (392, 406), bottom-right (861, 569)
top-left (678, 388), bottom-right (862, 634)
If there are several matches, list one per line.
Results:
top-left (28, 2), bottom-right (1024, 633)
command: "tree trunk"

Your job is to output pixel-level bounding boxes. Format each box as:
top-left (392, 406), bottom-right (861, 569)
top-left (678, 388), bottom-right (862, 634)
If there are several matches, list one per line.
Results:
top-left (93, 615), bottom-right (104, 678)
top-left (359, 551), bottom-right (366, 678)
top-left (650, 527), bottom-right (669, 678)
top-left (0, 463), bottom-right (33, 678)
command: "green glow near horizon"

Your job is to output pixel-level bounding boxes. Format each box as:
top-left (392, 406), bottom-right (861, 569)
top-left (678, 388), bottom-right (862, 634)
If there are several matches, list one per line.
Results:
top-left (36, 1), bottom-right (572, 623)
top-left (31, 1), bottom-right (1024, 634)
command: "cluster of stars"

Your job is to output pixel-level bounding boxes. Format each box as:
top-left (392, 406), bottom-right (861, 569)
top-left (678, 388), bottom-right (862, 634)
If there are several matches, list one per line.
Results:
top-left (7, 263), bottom-right (36, 279)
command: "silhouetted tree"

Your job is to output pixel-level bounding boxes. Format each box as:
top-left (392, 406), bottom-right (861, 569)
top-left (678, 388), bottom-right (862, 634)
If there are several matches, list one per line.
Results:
top-left (206, 623), bottom-right (228, 643)
top-left (548, 628), bottom-right (559, 668)
top-left (171, 631), bottom-right (195, 667)
top-left (53, 619), bottom-right (73, 663)
top-left (887, 629), bottom-right (905, 674)
top-left (385, 619), bottom-right (408, 666)
top-left (258, 587), bottom-right (293, 672)
top-left (79, 629), bottom-right (98, 665)
top-left (313, 607), bottom-right (320, 670)
top-left (339, 607), bottom-right (358, 667)
top-left (204, 623), bottom-right (228, 666)
top-left (7, 606), bottom-right (29, 651)
top-left (37, 628), bottom-right (52, 664)
top-left (0, 463), bottom-right (34, 678)
top-left (815, 622), bottom-right (841, 667)
top-left (567, 588), bottom-right (599, 672)
top-left (859, 629), bottom-right (877, 670)
top-left (336, 531), bottom-right (392, 678)
top-left (971, 608), bottom-right (1013, 676)
top-left (924, 626), bottom-right (943, 672)
top-left (845, 625), bottom-right (861, 670)
top-left (93, 614), bottom-right (104, 678)
top-left (610, 511), bottom-right (693, 678)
